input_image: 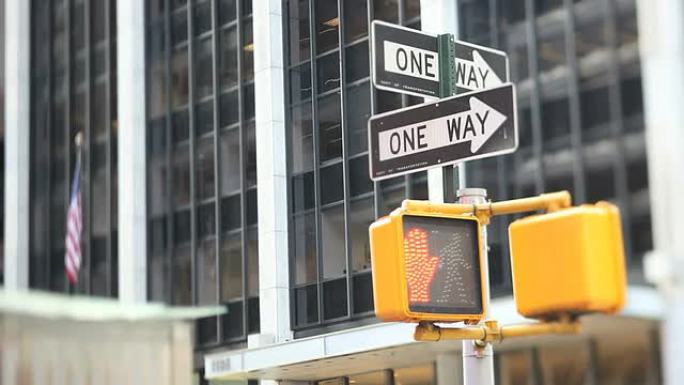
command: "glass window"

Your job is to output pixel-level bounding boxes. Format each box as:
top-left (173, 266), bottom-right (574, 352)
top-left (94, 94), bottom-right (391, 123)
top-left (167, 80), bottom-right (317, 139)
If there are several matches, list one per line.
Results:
top-left (219, 0), bottom-right (237, 25)
top-left (404, 0), bottom-right (420, 21)
top-left (317, 51), bottom-right (340, 93)
top-left (320, 162), bottom-right (344, 205)
top-left (535, 0), bottom-right (562, 14)
top-left (586, 166), bottom-right (615, 202)
top-left (244, 83), bottom-right (255, 120)
top-left (289, 0), bottom-right (311, 64)
top-left (194, 1), bottom-right (212, 36)
top-left (595, 330), bottom-right (656, 385)
top-left (174, 209), bottom-right (192, 244)
top-left (374, 0), bottom-right (398, 23)
top-left (195, 99), bottom-right (214, 137)
top-left (173, 146), bottom-right (191, 205)
top-left (315, 0), bottom-right (339, 54)
top-left (294, 213), bottom-right (317, 285)
top-left (291, 103), bottom-right (314, 173)
top-left (345, 41), bottom-right (369, 83)
top-left (321, 205), bottom-right (346, 279)
top-left (318, 93), bottom-right (342, 162)
top-left (221, 232), bottom-right (243, 301)
top-left (537, 30), bottom-right (567, 74)
top-left (145, 0), bottom-right (256, 342)
top-left (219, 26), bottom-right (239, 89)
top-left (295, 284), bottom-right (318, 325)
top-left (380, 177), bottom-right (405, 216)
top-left (246, 188), bottom-right (258, 225)
top-left (580, 83), bottom-right (611, 133)
top-left (460, 1), bottom-right (489, 42)
top-left (292, 171), bottom-right (315, 212)
top-left (92, 0), bottom-right (107, 42)
top-left (245, 122), bottom-right (257, 187)
top-left (242, 19), bottom-right (254, 81)
top-left (221, 194), bottom-right (242, 231)
top-left (323, 278), bottom-right (348, 319)
top-left (220, 90), bottom-right (239, 127)
top-left (541, 96), bottom-right (570, 141)
top-left (498, 351), bottom-right (534, 385)
top-left (349, 156), bottom-right (372, 197)
top-left (195, 37), bottom-right (214, 99)
top-left (197, 239), bottom-right (218, 305)
top-left (538, 342), bottom-right (589, 385)
top-left (247, 228), bottom-right (259, 296)
top-left (197, 202), bottom-right (216, 239)
top-left (376, 89), bottom-right (402, 114)
top-left (171, 9), bottom-right (188, 45)
top-left (394, 364), bottom-right (435, 385)
top-left (220, 128), bottom-right (241, 194)
top-left (173, 109), bottom-right (190, 143)
top-left (148, 250), bottom-right (168, 302)
top-left (344, 0), bottom-right (368, 42)
top-left (171, 48), bottom-right (189, 107)
top-left (290, 63), bottom-right (312, 103)
top-left (350, 198), bottom-right (373, 272)
top-left (346, 82), bottom-right (371, 155)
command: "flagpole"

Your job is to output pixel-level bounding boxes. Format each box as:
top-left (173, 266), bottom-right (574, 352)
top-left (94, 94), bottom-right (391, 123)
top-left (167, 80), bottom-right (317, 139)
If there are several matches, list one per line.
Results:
top-left (75, 131), bottom-right (83, 166)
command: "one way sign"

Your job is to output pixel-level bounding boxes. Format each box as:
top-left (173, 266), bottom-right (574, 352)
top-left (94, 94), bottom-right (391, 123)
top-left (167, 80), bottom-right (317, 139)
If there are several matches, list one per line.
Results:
top-left (371, 20), bottom-right (509, 98)
top-left (369, 84), bottom-right (517, 181)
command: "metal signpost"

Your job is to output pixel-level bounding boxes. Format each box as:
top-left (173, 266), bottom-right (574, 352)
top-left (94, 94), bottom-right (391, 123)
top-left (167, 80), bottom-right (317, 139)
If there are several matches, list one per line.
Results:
top-left (370, 20), bottom-right (514, 385)
top-left (368, 84), bottom-right (517, 181)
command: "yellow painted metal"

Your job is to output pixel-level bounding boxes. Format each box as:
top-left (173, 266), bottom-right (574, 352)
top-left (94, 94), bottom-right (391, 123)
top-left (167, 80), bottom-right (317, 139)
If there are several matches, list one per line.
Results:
top-left (508, 201), bottom-right (627, 319)
top-left (369, 206), bottom-right (487, 323)
top-left (413, 319), bottom-right (581, 343)
top-left (401, 191), bottom-right (571, 224)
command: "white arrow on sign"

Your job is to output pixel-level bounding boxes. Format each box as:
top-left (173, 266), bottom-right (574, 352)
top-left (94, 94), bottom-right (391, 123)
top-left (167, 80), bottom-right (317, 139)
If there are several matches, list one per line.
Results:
top-left (455, 50), bottom-right (503, 91)
top-left (378, 97), bottom-right (507, 161)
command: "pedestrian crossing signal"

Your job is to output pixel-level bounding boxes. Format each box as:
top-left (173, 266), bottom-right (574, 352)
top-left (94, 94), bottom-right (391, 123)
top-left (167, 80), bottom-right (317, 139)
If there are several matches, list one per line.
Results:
top-left (369, 202), bottom-right (486, 323)
top-left (509, 202), bottom-right (627, 319)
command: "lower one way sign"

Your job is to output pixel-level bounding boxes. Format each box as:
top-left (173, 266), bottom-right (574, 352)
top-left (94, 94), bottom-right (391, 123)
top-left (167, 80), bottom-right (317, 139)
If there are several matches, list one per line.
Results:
top-left (369, 83), bottom-right (517, 181)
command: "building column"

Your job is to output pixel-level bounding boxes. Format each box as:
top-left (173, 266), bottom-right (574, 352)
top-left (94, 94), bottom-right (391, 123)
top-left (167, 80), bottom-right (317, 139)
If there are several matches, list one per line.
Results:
top-left (636, 1), bottom-right (684, 384)
top-left (253, 0), bottom-right (291, 345)
top-left (420, 0), bottom-right (459, 203)
top-left (3, 0), bottom-right (30, 290)
top-left (436, 353), bottom-right (463, 385)
top-left (116, 0), bottom-right (147, 303)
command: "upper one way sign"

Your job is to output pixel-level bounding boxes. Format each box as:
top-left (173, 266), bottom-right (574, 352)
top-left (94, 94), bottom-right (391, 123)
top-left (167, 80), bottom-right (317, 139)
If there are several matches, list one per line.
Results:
top-left (371, 20), bottom-right (509, 98)
top-left (368, 84), bottom-right (518, 181)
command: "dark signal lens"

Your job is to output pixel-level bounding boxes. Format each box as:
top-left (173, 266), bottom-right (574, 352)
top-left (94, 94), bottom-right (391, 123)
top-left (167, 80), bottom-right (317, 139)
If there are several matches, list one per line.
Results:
top-left (403, 215), bottom-right (483, 315)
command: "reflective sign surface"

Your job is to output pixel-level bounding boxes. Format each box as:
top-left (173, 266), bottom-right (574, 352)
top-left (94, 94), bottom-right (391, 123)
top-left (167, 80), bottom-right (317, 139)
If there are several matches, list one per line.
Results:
top-left (403, 215), bottom-right (483, 314)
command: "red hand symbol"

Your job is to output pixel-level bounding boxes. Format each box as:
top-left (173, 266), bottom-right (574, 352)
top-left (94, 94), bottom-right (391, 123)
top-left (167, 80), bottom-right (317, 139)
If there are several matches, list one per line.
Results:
top-left (404, 228), bottom-right (440, 303)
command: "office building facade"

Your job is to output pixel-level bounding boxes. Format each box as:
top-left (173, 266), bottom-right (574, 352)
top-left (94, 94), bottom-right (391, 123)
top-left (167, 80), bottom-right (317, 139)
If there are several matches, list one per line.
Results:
top-left (2, 0), bottom-right (669, 384)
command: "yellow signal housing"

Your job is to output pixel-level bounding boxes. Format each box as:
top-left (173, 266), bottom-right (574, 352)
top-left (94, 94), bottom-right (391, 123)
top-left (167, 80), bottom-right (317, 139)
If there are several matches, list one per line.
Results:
top-left (509, 202), bottom-right (627, 319)
top-left (369, 202), bottom-right (487, 323)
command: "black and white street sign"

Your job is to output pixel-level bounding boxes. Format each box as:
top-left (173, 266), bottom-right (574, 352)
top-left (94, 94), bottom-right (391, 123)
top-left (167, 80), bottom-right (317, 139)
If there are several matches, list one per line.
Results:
top-left (368, 84), bottom-right (517, 181)
top-left (454, 41), bottom-right (509, 92)
top-left (371, 20), bottom-right (510, 97)
top-left (372, 21), bottom-right (441, 98)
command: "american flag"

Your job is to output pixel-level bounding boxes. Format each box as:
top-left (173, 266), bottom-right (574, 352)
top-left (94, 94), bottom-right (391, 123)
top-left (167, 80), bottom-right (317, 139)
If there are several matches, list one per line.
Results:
top-left (65, 157), bottom-right (82, 285)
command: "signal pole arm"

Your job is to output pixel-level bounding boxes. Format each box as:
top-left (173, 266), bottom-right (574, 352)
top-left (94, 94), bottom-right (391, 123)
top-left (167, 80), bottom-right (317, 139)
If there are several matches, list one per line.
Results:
top-left (414, 318), bottom-right (581, 344)
top-left (401, 190), bottom-right (572, 224)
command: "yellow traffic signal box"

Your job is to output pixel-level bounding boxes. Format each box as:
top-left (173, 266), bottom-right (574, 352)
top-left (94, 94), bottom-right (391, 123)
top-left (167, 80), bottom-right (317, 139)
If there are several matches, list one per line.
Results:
top-left (369, 202), bottom-right (487, 323)
top-left (509, 202), bottom-right (626, 319)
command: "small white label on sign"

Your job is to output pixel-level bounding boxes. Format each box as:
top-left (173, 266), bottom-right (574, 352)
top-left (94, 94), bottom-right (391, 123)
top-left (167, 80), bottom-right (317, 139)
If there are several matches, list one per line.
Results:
top-left (378, 97), bottom-right (507, 161)
top-left (384, 41), bottom-right (439, 82)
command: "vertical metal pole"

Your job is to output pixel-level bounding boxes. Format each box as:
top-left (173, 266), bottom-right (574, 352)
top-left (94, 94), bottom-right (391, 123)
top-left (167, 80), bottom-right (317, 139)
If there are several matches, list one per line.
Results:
top-left (637, 0), bottom-right (684, 383)
top-left (458, 188), bottom-right (494, 385)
